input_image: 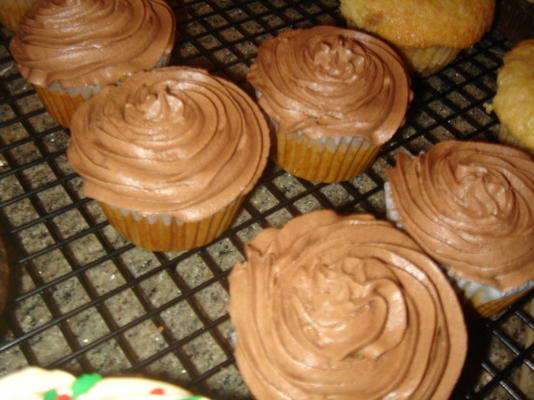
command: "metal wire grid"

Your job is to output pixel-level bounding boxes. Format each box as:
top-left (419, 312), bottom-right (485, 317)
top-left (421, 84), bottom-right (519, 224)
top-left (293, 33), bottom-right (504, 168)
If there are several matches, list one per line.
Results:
top-left (0, 0), bottom-right (532, 399)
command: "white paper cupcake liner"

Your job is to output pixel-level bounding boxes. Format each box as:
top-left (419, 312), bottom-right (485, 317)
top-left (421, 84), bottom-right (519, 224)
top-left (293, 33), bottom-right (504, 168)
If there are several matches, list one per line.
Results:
top-left (255, 90), bottom-right (380, 182)
top-left (113, 205), bottom-right (184, 226)
top-left (109, 199), bottom-right (237, 226)
top-left (275, 129), bottom-right (379, 182)
top-left (47, 81), bottom-right (103, 99)
top-left (100, 197), bottom-right (242, 252)
top-left (288, 130), bottom-right (372, 152)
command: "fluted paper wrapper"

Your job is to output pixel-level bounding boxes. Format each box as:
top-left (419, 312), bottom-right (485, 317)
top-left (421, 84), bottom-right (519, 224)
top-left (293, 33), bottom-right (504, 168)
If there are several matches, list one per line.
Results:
top-left (400, 46), bottom-right (460, 75)
top-left (99, 196), bottom-right (245, 252)
top-left (275, 131), bottom-right (381, 183)
top-left (33, 84), bottom-right (95, 128)
top-left (384, 182), bottom-right (533, 317)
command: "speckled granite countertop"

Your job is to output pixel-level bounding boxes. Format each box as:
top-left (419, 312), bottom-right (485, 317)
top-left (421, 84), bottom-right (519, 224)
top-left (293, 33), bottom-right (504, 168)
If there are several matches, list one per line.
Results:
top-left (0, 1), bottom-right (533, 399)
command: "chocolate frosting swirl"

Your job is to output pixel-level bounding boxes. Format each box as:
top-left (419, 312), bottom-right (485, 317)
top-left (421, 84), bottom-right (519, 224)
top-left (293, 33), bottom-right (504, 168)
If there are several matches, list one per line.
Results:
top-left (229, 210), bottom-right (466, 400)
top-left (247, 25), bottom-right (411, 144)
top-left (67, 67), bottom-right (270, 221)
top-left (387, 141), bottom-right (534, 291)
top-left (9, 0), bottom-right (175, 88)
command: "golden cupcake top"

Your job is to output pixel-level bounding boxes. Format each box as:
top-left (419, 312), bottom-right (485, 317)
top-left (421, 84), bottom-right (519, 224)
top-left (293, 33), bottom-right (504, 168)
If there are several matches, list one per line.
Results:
top-left (229, 210), bottom-right (467, 400)
top-left (340, 0), bottom-right (495, 48)
top-left (387, 140), bottom-right (534, 292)
top-left (67, 66), bottom-right (270, 222)
top-left (493, 39), bottom-right (534, 148)
top-left (247, 25), bottom-right (411, 144)
top-left (9, 0), bottom-right (175, 88)
top-left (0, 367), bottom-right (209, 399)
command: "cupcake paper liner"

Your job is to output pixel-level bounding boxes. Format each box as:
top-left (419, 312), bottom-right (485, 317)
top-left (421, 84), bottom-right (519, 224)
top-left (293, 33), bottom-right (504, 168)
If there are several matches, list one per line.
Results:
top-left (33, 84), bottom-right (94, 128)
top-left (384, 181), bottom-right (533, 317)
top-left (99, 197), bottom-right (245, 252)
top-left (0, 0), bottom-right (36, 32)
top-left (399, 46), bottom-right (460, 75)
top-left (33, 53), bottom-right (172, 128)
top-left (275, 131), bottom-right (381, 183)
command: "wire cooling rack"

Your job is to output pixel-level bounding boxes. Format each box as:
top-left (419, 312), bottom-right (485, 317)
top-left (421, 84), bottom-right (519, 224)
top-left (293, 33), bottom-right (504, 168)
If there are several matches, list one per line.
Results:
top-left (0, 0), bottom-right (533, 399)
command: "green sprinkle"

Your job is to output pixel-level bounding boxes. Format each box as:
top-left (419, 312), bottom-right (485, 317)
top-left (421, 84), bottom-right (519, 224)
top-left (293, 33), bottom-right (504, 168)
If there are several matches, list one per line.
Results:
top-left (182, 397), bottom-right (204, 400)
top-left (43, 389), bottom-right (58, 400)
top-left (71, 373), bottom-right (102, 399)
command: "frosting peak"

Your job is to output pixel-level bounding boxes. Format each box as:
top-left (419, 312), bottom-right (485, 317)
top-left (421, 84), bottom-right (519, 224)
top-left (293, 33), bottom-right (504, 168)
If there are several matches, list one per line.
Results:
top-left (387, 141), bottom-right (534, 291)
top-left (292, 255), bottom-right (408, 362)
top-left (247, 25), bottom-right (411, 143)
top-left (125, 82), bottom-right (185, 123)
top-left (229, 210), bottom-right (467, 400)
top-left (9, 0), bottom-right (176, 88)
top-left (312, 37), bottom-right (366, 79)
top-left (67, 67), bottom-right (270, 221)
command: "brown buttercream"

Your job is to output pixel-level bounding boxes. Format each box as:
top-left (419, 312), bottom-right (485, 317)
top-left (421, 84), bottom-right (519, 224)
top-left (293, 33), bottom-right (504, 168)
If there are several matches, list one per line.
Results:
top-left (67, 66), bottom-right (270, 221)
top-left (229, 210), bottom-right (466, 400)
top-left (9, 0), bottom-right (175, 88)
top-left (247, 25), bottom-right (411, 144)
top-left (387, 140), bottom-right (534, 292)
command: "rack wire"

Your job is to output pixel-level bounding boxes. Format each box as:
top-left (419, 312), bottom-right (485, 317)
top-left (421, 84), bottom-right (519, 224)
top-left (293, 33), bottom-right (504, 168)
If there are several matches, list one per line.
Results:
top-left (0, 0), bottom-right (532, 399)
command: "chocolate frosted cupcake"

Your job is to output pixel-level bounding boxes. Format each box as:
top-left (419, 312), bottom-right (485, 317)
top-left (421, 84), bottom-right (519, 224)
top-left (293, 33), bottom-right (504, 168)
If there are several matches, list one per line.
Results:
top-left (247, 25), bottom-right (411, 183)
top-left (9, 0), bottom-right (175, 127)
top-left (229, 210), bottom-right (467, 400)
top-left (386, 140), bottom-right (534, 317)
top-left (339, 0), bottom-right (496, 74)
top-left (68, 66), bottom-right (270, 252)
top-left (0, 367), bottom-right (210, 399)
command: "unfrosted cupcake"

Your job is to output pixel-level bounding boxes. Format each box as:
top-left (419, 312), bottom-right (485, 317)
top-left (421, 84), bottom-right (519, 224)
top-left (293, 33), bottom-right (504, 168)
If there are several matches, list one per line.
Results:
top-left (9, 0), bottom-right (175, 128)
top-left (247, 25), bottom-right (411, 183)
top-left (493, 39), bottom-right (534, 156)
top-left (67, 66), bottom-right (270, 252)
top-left (0, 0), bottom-right (37, 32)
top-left (0, 367), bottom-right (210, 399)
top-left (339, 0), bottom-right (496, 74)
top-left (386, 140), bottom-right (534, 317)
top-left (229, 210), bottom-right (467, 400)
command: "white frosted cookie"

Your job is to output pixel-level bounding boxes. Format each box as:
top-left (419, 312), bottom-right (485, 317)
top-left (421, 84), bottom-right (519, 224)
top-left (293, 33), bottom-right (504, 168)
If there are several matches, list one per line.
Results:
top-left (0, 367), bottom-right (209, 400)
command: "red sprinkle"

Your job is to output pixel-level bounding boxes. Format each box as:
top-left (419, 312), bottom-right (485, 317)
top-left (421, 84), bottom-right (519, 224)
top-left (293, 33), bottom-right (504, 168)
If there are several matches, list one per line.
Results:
top-left (150, 388), bottom-right (165, 395)
top-left (57, 396), bottom-right (71, 400)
